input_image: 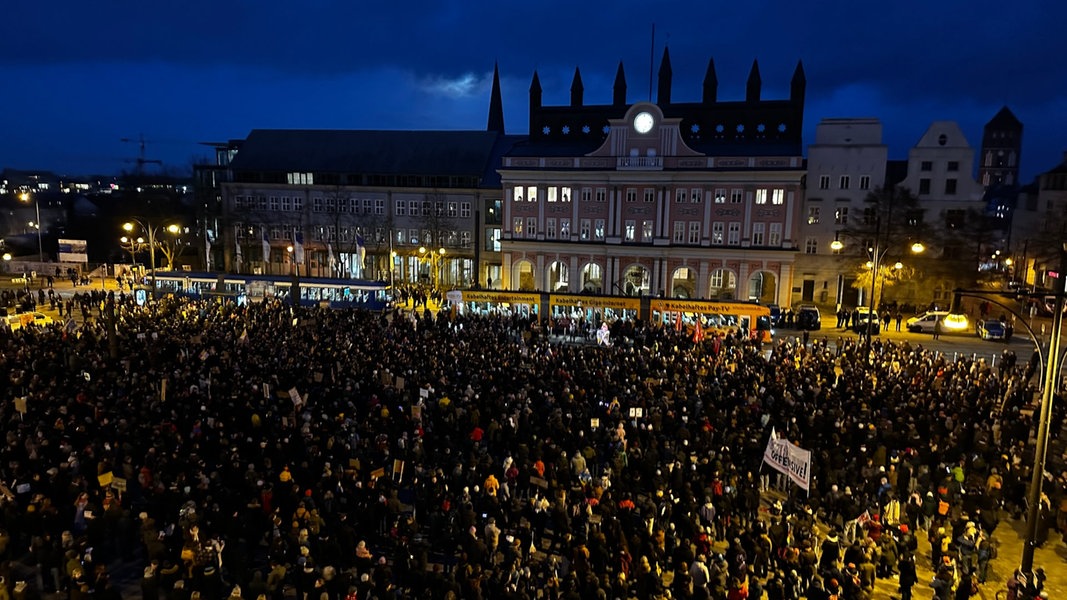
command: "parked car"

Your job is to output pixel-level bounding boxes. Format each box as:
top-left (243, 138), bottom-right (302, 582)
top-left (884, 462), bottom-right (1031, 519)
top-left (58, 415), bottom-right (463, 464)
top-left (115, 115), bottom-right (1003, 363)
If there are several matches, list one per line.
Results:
top-left (852, 306), bottom-right (881, 335)
top-left (768, 304), bottom-right (782, 327)
top-left (976, 319), bottom-right (1006, 340)
top-left (906, 311), bottom-right (949, 333)
top-left (794, 304), bottom-right (821, 330)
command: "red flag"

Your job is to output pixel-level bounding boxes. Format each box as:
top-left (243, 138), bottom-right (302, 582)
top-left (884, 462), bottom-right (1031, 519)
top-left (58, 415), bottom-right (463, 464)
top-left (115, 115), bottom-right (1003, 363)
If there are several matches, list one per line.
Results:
top-left (693, 320), bottom-right (705, 343)
top-left (675, 312), bottom-right (683, 332)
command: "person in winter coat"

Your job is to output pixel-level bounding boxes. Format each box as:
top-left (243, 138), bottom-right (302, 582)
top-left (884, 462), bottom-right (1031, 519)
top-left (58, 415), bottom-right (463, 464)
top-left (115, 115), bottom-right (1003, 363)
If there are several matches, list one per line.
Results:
top-left (898, 552), bottom-right (918, 600)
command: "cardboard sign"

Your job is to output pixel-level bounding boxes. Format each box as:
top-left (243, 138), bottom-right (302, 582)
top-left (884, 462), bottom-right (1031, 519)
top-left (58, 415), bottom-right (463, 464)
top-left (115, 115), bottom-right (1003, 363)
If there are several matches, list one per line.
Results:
top-left (530, 476), bottom-right (549, 489)
top-left (370, 468), bottom-right (386, 480)
top-left (14, 397), bottom-right (27, 414)
top-left (288, 387), bottom-right (302, 407)
top-left (419, 388), bottom-right (429, 399)
top-left (98, 472), bottom-right (114, 487)
top-left (111, 477), bottom-right (127, 492)
top-left (395, 376), bottom-right (405, 390)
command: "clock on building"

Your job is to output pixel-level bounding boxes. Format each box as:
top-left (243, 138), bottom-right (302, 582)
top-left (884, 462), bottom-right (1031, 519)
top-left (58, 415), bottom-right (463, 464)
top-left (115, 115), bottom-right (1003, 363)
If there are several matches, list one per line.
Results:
top-left (633, 111), bottom-right (655, 134)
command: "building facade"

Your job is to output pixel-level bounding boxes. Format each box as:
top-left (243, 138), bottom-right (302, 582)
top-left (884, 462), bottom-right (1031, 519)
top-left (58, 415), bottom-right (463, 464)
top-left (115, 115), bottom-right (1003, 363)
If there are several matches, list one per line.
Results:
top-left (498, 51), bottom-right (806, 306)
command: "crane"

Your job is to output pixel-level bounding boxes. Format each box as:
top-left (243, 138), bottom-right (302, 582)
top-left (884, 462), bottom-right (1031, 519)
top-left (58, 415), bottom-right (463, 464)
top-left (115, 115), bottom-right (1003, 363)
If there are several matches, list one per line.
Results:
top-left (121, 134), bottom-right (163, 176)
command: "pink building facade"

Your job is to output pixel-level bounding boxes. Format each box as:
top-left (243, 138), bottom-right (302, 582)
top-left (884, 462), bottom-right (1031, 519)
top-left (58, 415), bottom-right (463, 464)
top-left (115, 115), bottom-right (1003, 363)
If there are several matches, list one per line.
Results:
top-left (499, 53), bottom-right (806, 305)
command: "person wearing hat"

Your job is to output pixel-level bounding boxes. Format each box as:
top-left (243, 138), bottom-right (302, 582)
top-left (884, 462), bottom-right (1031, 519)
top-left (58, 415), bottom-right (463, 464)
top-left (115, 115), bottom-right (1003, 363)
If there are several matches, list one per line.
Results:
top-left (819, 531), bottom-right (841, 571)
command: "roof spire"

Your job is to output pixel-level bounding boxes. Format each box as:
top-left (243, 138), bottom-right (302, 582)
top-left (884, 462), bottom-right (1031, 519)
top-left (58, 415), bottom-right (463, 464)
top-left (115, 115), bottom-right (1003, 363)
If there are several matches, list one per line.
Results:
top-left (790, 60), bottom-right (806, 105)
top-left (570, 67), bottom-right (584, 107)
top-left (613, 61), bottom-right (627, 106)
top-left (486, 62), bottom-right (505, 134)
top-left (702, 57), bottom-right (718, 104)
top-left (746, 59), bottom-right (762, 102)
top-left (657, 46), bottom-right (672, 105)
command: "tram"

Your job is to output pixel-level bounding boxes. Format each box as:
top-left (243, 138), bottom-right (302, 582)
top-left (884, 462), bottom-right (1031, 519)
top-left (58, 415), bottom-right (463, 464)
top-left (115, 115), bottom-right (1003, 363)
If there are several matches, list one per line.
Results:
top-left (152, 271), bottom-right (390, 310)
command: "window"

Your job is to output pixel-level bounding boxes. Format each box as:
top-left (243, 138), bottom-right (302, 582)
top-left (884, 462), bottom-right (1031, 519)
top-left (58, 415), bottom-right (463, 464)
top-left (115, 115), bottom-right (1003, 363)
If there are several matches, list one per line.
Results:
top-left (626, 189), bottom-right (637, 203)
top-left (769, 223), bottom-right (782, 246)
top-left (805, 237), bottom-right (818, 254)
top-left (751, 223), bottom-right (765, 246)
top-left (944, 179), bottom-right (957, 195)
top-left (409, 200), bottom-right (419, 215)
top-left (561, 187), bottom-right (571, 202)
top-left (257, 196), bottom-right (267, 210)
top-left (624, 220), bottom-right (636, 241)
top-left (691, 188), bottom-right (702, 203)
top-left (859, 175), bottom-right (871, 190)
top-left (526, 217), bottom-right (537, 237)
top-left (595, 188), bottom-right (606, 203)
top-left (731, 189), bottom-right (744, 203)
top-left (363, 199), bottom-right (372, 214)
top-left (460, 202), bottom-right (471, 218)
top-left (270, 227), bottom-right (282, 241)
top-left (675, 189), bottom-right (686, 203)
top-left (436, 202), bottom-right (446, 217)
top-left (422, 201), bottom-right (431, 216)
top-left (920, 161), bottom-right (933, 172)
top-left (546, 218), bottom-right (557, 239)
top-left (448, 202), bottom-right (458, 217)
top-left (807, 207), bottom-right (821, 225)
top-left (645, 189), bottom-right (656, 203)
top-left (513, 217), bottom-right (523, 235)
top-left (918, 179), bottom-right (931, 195)
top-left (513, 186), bottom-right (523, 202)
top-left (527, 187), bottom-right (538, 202)
top-left (594, 219), bottom-right (605, 240)
top-left (310, 197), bottom-right (322, 212)
top-left (460, 231), bottom-right (471, 248)
top-left (772, 189), bottom-right (784, 205)
top-left (714, 189), bottom-right (726, 203)
top-left (281, 197), bottom-right (292, 212)
top-left (673, 222), bottom-right (685, 243)
top-left (755, 189), bottom-right (768, 204)
top-left (947, 161), bottom-right (959, 172)
top-left (688, 222), bottom-right (701, 244)
top-left (374, 199), bottom-right (384, 215)
top-left (489, 228), bottom-right (501, 251)
top-left (839, 175), bottom-right (850, 190)
top-left (642, 220), bottom-right (654, 241)
top-left (395, 200), bottom-right (406, 216)
top-left (547, 187), bottom-right (558, 202)
top-left (727, 223), bottom-right (741, 245)
top-left (580, 219), bottom-right (591, 240)
top-left (712, 222), bottom-right (724, 244)
top-left (835, 207), bottom-right (849, 225)
top-left (819, 175), bottom-right (830, 190)
top-left (294, 196), bottom-right (304, 212)
top-left (269, 196), bottom-right (279, 211)
top-left (287, 172), bottom-right (313, 185)
top-left (325, 197), bottom-right (336, 213)
top-left (560, 219), bottom-right (570, 238)
top-left (580, 188), bottom-right (591, 203)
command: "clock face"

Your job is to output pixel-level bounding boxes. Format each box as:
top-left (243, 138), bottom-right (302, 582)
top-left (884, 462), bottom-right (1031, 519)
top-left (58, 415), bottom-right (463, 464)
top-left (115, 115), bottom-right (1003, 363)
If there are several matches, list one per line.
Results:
top-left (634, 111), bottom-right (654, 134)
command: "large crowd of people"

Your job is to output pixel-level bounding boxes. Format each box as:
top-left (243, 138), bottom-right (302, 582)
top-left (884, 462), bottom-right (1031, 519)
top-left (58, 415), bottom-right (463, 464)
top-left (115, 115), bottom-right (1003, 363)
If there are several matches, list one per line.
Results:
top-left (0, 293), bottom-right (1064, 600)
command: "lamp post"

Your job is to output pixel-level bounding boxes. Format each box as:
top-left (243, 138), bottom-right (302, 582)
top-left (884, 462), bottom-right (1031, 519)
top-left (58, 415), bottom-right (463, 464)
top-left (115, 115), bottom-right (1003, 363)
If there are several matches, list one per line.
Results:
top-left (119, 235), bottom-right (145, 265)
top-left (124, 219), bottom-right (179, 297)
top-left (20, 192), bottom-right (43, 262)
top-left (951, 250), bottom-right (1066, 578)
top-left (419, 246), bottom-right (446, 289)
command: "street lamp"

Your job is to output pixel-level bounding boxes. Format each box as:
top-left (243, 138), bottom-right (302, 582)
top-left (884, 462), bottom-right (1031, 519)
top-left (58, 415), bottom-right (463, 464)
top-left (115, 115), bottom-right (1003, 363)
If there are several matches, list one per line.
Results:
top-left (831, 230), bottom-right (924, 344)
top-left (418, 246), bottom-right (446, 289)
top-left (120, 235), bottom-right (146, 265)
top-left (124, 219), bottom-right (179, 297)
top-left (20, 192), bottom-right (43, 262)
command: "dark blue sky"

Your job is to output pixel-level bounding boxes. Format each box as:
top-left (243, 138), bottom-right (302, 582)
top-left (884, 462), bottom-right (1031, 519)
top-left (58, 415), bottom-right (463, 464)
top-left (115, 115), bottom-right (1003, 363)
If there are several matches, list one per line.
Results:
top-left (2, 1), bottom-right (1064, 183)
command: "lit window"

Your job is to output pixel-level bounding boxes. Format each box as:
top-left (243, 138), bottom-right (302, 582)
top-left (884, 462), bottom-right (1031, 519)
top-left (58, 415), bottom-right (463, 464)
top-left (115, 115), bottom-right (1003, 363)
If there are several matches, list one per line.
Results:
top-left (835, 207), bottom-right (849, 225)
top-left (513, 217), bottom-right (523, 235)
top-left (527, 187), bottom-right (538, 202)
top-left (714, 189), bottom-right (726, 204)
top-left (547, 186), bottom-right (558, 202)
top-left (624, 221), bottom-right (636, 241)
top-left (712, 222), bottom-right (724, 244)
top-left (513, 186), bottom-right (523, 202)
top-left (808, 207), bottom-right (820, 225)
top-left (772, 189), bottom-right (784, 205)
top-left (560, 219), bottom-right (570, 238)
top-left (755, 189), bottom-right (768, 204)
top-left (594, 220), bottom-right (605, 240)
top-left (580, 219), bottom-right (591, 240)
top-left (561, 187), bottom-right (571, 202)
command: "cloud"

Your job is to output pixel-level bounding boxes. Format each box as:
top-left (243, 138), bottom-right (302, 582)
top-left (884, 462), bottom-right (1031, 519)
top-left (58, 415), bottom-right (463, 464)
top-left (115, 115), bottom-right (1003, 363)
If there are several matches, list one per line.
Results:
top-left (419, 72), bottom-right (484, 99)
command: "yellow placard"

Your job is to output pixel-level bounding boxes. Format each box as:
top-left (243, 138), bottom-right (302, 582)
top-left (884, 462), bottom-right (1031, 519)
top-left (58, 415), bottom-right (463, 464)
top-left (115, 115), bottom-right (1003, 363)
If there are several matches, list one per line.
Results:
top-left (98, 472), bottom-right (114, 487)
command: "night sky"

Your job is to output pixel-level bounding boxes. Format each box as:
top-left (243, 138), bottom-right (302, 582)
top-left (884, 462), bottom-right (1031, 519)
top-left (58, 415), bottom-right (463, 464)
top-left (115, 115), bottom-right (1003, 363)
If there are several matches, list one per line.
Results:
top-left (2, 1), bottom-right (1064, 183)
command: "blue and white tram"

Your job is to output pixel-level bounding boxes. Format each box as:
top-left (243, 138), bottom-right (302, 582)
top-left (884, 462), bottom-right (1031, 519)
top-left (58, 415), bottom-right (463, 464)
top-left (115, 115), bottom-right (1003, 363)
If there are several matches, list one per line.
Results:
top-left (153, 272), bottom-right (390, 310)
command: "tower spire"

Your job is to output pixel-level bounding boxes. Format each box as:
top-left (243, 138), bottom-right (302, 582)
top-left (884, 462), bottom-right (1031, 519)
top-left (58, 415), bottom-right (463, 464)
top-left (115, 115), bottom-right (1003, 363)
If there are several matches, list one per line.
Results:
top-left (486, 62), bottom-right (505, 134)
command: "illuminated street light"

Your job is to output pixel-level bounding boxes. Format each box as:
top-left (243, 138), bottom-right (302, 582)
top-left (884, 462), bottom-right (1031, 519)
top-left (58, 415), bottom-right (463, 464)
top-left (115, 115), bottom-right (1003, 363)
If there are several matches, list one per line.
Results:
top-left (124, 218), bottom-right (180, 296)
top-left (20, 192), bottom-right (43, 262)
